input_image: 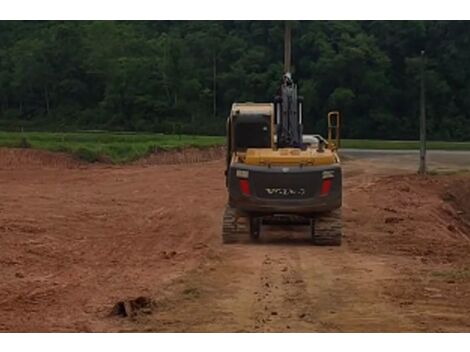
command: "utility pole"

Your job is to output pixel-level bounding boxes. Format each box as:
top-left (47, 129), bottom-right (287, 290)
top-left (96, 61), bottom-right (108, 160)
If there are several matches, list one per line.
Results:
top-left (419, 50), bottom-right (427, 175)
top-left (213, 53), bottom-right (217, 119)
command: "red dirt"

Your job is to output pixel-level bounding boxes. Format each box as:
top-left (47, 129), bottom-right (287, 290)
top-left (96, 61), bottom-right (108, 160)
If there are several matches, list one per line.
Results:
top-left (0, 148), bottom-right (469, 332)
top-left (134, 146), bottom-right (225, 166)
top-left (0, 148), bottom-right (85, 169)
top-left (444, 175), bottom-right (470, 226)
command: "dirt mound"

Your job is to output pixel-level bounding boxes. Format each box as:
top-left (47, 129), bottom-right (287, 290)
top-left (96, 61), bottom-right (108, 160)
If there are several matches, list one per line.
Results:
top-left (135, 146), bottom-right (225, 166)
top-left (0, 148), bottom-right (85, 170)
top-left (442, 173), bottom-right (470, 226)
top-left (346, 172), bottom-right (470, 265)
top-left (0, 146), bottom-right (225, 170)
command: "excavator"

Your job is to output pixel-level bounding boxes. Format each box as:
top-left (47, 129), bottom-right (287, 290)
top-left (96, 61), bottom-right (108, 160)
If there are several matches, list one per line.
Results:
top-left (222, 23), bottom-right (342, 245)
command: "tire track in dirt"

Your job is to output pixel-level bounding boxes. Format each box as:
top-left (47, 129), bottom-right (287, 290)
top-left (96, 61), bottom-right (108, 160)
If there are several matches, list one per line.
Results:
top-left (127, 225), bottom-right (418, 332)
top-left (250, 246), bottom-right (312, 332)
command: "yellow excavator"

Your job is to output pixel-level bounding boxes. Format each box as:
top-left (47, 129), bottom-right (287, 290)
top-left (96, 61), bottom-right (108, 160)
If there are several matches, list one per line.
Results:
top-left (222, 23), bottom-right (342, 245)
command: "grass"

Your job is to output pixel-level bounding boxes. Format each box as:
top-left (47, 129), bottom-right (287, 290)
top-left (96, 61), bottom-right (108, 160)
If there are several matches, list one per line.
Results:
top-left (0, 131), bottom-right (225, 163)
top-left (0, 131), bottom-right (469, 163)
top-left (341, 139), bottom-right (470, 151)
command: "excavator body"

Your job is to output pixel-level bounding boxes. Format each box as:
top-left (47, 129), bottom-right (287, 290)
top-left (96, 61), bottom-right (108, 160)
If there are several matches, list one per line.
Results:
top-left (222, 23), bottom-right (343, 245)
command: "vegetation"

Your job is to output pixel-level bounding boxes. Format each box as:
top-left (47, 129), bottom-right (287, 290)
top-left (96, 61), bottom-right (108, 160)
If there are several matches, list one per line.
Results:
top-left (1, 131), bottom-right (469, 164)
top-left (341, 139), bottom-right (470, 151)
top-left (0, 132), bottom-right (224, 163)
top-left (0, 21), bottom-right (469, 141)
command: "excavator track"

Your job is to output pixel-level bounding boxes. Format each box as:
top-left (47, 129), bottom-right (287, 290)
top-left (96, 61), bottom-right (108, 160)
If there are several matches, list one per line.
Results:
top-left (222, 206), bottom-right (251, 244)
top-left (311, 209), bottom-right (342, 246)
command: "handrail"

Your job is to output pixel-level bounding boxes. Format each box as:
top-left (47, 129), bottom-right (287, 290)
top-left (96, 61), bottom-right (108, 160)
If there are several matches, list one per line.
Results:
top-left (327, 111), bottom-right (341, 150)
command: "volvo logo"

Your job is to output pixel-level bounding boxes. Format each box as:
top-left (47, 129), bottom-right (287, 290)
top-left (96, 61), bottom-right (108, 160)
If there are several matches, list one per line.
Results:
top-left (265, 187), bottom-right (306, 196)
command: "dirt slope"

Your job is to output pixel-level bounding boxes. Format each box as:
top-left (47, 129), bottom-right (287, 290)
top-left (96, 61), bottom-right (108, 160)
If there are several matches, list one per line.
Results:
top-left (0, 149), bottom-right (469, 332)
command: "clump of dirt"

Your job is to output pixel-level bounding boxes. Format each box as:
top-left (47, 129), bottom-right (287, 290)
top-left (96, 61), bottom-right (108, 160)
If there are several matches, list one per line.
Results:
top-left (442, 174), bottom-right (470, 226)
top-left (384, 216), bottom-right (404, 224)
top-left (182, 287), bottom-right (200, 298)
top-left (111, 296), bottom-right (155, 318)
top-left (161, 250), bottom-right (177, 259)
top-left (135, 146), bottom-right (225, 166)
top-left (0, 148), bottom-right (85, 169)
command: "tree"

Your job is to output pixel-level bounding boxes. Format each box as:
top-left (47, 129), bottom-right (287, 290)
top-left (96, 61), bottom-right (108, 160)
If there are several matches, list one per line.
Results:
top-left (0, 20), bottom-right (469, 140)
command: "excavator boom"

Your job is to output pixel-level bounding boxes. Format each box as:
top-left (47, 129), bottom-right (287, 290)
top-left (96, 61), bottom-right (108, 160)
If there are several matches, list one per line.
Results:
top-left (275, 22), bottom-right (303, 148)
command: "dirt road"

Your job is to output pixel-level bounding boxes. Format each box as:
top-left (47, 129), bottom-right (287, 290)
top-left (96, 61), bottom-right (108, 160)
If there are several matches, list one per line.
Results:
top-left (0, 148), bottom-right (469, 332)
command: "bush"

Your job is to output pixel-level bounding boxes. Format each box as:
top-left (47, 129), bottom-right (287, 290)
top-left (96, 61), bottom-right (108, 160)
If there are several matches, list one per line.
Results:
top-left (72, 147), bottom-right (101, 162)
top-left (18, 137), bottom-right (31, 148)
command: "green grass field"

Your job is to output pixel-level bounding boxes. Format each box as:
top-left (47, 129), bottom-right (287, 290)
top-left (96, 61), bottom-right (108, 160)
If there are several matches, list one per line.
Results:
top-left (0, 131), bottom-right (225, 163)
top-left (0, 132), bottom-right (469, 163)
top-left (341, 139), bottom-right (470, 151)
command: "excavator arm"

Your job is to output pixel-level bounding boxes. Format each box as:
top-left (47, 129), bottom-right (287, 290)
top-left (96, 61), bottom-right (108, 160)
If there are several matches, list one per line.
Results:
top-left (275, 23), bottom-right (304, 149)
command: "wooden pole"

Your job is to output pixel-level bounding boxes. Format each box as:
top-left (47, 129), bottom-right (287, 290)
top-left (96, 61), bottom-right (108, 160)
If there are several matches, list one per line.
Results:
top-left (419, 50), bottom-right (427, 175)
top-left (213, 53), bottom-right (217, 119)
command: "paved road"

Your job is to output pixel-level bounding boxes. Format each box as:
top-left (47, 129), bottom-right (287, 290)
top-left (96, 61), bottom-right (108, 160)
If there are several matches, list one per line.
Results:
top-left (340, 149), bottom-right (470, 170)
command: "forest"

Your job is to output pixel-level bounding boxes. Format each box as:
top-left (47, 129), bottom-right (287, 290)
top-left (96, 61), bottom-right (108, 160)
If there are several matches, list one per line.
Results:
top-left (0, 20), bottom-right (469, 140)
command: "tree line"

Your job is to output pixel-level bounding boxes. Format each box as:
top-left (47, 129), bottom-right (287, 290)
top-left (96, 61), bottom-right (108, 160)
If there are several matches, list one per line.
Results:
top-left (0, 20), bottom-right (469, 140)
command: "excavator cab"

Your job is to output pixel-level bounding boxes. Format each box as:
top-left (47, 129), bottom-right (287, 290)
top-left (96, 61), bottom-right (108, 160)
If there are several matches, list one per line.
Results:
top-left (225, 103), bottom-right (274, 176)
